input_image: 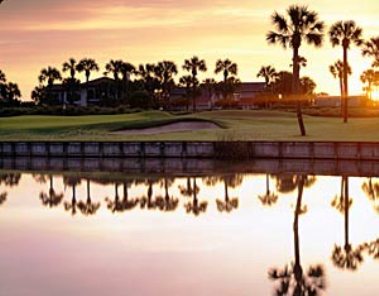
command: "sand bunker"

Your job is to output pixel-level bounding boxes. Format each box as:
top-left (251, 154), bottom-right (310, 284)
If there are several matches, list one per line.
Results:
top-left (113, 121), bottom-right (220, 135)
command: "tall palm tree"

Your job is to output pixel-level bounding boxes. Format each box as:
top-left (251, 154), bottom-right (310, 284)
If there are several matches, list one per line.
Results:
top-left (331, 177), bottom-right (364, 271)
top-left (329, 60), bottom-right (352, 107)
top-left (62, 58), bottom-right (78, 79)
top-left (267, 5), bottom-right (324, 136)
top-left (362, 37), bottom-right (379, 67)
top-left (77, 58), bottom-right (99, 83)
top-left (258, 174), bottom-right (278, 207)
top-left (329, 21), bottom-right (363, 123)
top-left (360, 69), bottom-right (376, 100)
top-left (39, 175), bottom-right (64, 208)
top-left (183, 56), bottom-right (207, 112)
top-left (105, 60), bottom-right (124, 99)
top-left (38, 66), bottom-right (62, 86)
top-left (269, 175), bottom-right (326, 295)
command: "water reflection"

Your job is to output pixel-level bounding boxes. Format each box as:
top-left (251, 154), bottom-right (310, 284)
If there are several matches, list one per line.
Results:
top-left (269, 175), bottom-right (326, 296)
top-left (4, 168), bottom-right (379, 295)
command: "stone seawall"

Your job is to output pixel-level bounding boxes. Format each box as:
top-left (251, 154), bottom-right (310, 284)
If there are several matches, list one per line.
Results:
top-left (1, 141), bottom-right (379, 160)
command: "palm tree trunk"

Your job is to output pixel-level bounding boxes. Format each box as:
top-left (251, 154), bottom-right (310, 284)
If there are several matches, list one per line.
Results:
top-left (293, 47), bottom-right (306, 136)
top-left (266, 174), bottom-right (270, 195)
top-left (343, 46), bottom-right (349, 123)
top-left (224, 179), bottom-right (229, 203)
top-left (49, 175), bottom-right (54, 192)
top-left (123, 181), bottom-right (128, 202)
top-left (87, 179), bottom-right (91, 201)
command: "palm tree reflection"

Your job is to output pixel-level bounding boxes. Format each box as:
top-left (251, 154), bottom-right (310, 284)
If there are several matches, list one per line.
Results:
top-left (156, 178), bottom-right (178, 212)
top-left (139, 179), bottom-right (159, 210)
top-left (63, 177), bottom-right (81, 216)
top-left (269, 175), bottom-right (326, 296)
top-left (181, 178), bottom-right (207, 216)
top-left (77, 179), bottom-right (100, 216)
top-left (362, 177), bottom-right (379, 213)
top-left (258, 174), bottom-right (278, 207)
top-left (0, 173), bottom-right (22, 207)
top-left (216, 175), bottom-right (241, 213)
top-left (331, 177), bottom-right (364, 271)
top-left (39, 175), bottom-right (64, 208)
top-left (106, 181), bottom-right (139, 213)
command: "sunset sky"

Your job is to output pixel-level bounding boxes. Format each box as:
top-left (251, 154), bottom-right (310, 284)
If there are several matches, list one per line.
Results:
top-left (0, 0), bottom-right (378, 100)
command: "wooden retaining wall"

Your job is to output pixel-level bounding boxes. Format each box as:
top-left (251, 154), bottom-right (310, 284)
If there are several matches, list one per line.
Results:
top-left (1, 141), bottom-right (379, 160)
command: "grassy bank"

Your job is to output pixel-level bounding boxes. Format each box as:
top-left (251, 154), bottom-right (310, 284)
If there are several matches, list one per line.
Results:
top-left (1, 110), bottom-right (379, 141)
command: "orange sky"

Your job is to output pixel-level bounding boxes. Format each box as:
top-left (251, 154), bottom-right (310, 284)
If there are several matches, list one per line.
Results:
top-left (0, 0), bottom-right (378, 100)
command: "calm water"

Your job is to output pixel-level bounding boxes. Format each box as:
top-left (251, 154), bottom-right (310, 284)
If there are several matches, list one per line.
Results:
top-left (1, 164), bottom-right (379, 295)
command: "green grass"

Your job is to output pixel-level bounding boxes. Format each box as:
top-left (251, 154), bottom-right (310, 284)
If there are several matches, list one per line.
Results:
top-left (1, 109), bottom-right (379, 142)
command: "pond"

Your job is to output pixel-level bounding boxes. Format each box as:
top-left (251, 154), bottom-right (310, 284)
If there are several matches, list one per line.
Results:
top-left (1, 158), bottom-right (379, 295)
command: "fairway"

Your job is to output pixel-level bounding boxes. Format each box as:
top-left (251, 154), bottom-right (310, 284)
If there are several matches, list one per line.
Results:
top-left (1, 110), bottom-right (379, 142)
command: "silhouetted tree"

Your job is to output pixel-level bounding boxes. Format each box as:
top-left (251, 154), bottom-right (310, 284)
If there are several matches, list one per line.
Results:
top-left (267, 5), bottom-right (324, 136)
top-left (329, 21), bottom-right (363, 123)
top-left (154, 61), bottom-right (178, 108)
top-left (362, 37), bottom-right (379, 67)
top-left (77, 58), bottom-right (99, 82)
top-left (360, 69), bottom-right (377, 100)
top-left (39, 66), bottom-right (62, 86)
top-left (183, 56), bottom-right (207, 112)
top-left (106, 181), bottom-right (139, 213)
top-left (215, 175), bottom-right (242, 213)
top-left (330, 60), bottom-right (352, 108)
top-left (202, 78), bottom-right (217, 109)
top-left (62, 58), bottom-right (78, 79)
top-left (179, 75), bottom-right (197, 111)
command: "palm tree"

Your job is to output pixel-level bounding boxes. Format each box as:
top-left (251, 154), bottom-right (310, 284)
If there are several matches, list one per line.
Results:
top-left (329, 21), bottom-right (363, 123)
top-left (183, 56), bottom-right (207, 112)
top-left (362, 178), bottom-right (379, 213)
top-left (139, 179), bottom-right (160, 210)
top-left (329, 60), bottom-right (352, 108)
top-left (119, 61), bottom-right (136, 99)
top-left (362, 37), bottom-right (379, 67)
top-left (360, 69), bottom-right (376, 100)
top-left (215, 59), bottom-right (238, 83)
top-left (257, 65), bottom-right (278, 88)
top-left (39, 175), bottom-right (64, 208)
top-left (105, 60), bottom-right (123, 99)
top-left (267, 5), bottom-right (324, 136)
top-left (38, 66), bottom-right (62, 86)
top-left (258, 174), bottom-right (278, 207)
top-left (154, 61), bottom-right (178, 108)
top-left (331, 177), bottom-right (364, 271)
top-left (269, 175), bottom-right (326, 295)
top-left (77, 58), bottom-right (99, 83)
top-left (62, 58), bottom-right (78, 79)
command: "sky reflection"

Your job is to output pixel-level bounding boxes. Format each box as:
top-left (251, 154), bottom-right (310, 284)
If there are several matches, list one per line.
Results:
top-left (1, 171), bottom-right (379, 295)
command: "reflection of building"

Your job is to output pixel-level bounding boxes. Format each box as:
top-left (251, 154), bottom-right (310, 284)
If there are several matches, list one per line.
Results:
top-left (170, 82), bottom-right (266, 110)
top-left (49, 77), bottom-right (117, 106)
top-left (314, 95), bottom-right (366, 107)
